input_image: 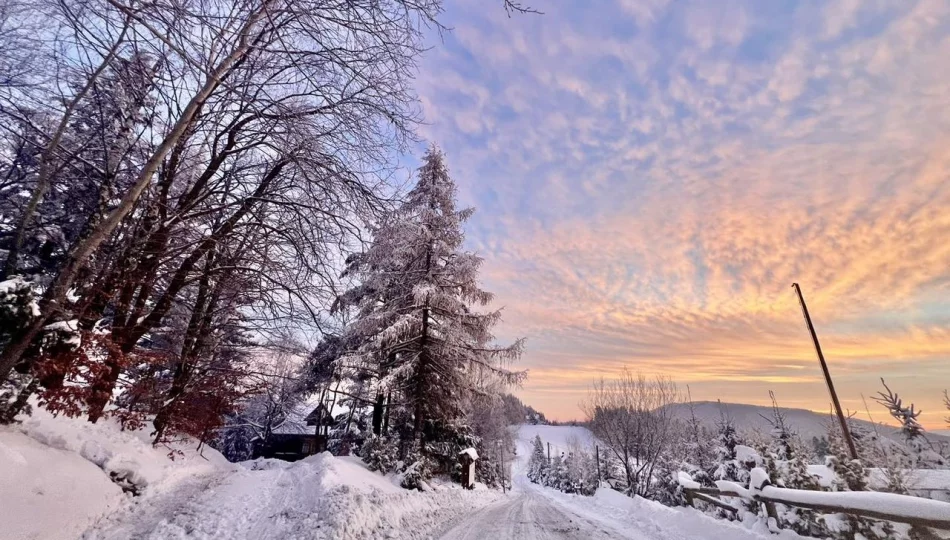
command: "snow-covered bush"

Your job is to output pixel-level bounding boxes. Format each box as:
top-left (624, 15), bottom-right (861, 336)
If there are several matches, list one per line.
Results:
top-left (0, 276), bottom-right (39, 337)
top-left (399, 451), bottom-right (434, 491)
top-left (361, 436), bottom-right (399, 473)
top-left (533, 448), bottom-right (599, 496)
top-left (526, 435), bottom-right (599, 496)
top-left (712, 415), bottom-right (761, 515)
top-left (652, 456), bottom-right (689, 507)
top-left (0, 277), bottom-right (42, 421)
top-left (819, 429), bottom-right (899, 540)
top-left (213, 423), bottom-right (257, 462)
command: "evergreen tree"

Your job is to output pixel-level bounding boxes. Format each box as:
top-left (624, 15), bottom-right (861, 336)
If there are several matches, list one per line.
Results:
top-left (527, 435), bottom-right (547, 483)
top-left (762, 391), bottom-right (793, 461)
top-left (777, 438), bottom-right (824, 536)
top-left (362, 436), bottom-right (399, 473)
top-left (684, 392), bottom-right (715, 476)
top-left (823, 427), bottom-right (895, 540)
top-left (544, 453), bottom-right (568, 491)
top-left (652, 454), bottom-right (689, 507)
top-left (333, 147), bottom-right (525, 480)
top-left (874, 379), bottom-right (946, 469)
top-left (712, 413), bottom-right (742, 482)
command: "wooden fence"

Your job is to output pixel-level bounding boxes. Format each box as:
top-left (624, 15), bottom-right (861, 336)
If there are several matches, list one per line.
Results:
top-left (681, 474), bottom-right (950, 533)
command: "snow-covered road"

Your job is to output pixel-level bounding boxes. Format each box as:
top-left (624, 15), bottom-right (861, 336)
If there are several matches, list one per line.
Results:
top-left (439, 484), bottom-right (633, 540)
top-left (443, 424), bottom-right (796, 540)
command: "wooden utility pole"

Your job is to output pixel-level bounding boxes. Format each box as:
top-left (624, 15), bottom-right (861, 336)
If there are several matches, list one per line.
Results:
top-left (792, 283), bottom-right (858, 460)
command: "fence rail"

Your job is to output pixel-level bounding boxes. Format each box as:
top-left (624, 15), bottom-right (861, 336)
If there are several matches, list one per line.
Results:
top-left (680, 470), bottom-right (950, 532)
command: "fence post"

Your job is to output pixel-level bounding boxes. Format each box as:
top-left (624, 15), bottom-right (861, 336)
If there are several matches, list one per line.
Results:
top-left (683, 488), bottom-right (695, 508)
top-left (762, 499), bottom-right (780, 528)
top-left (547, 442), bottom-right (551, 464)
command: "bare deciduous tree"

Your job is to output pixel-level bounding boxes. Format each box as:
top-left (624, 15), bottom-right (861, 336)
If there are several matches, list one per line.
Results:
top-left (581, 369), bottom-right (678, 497)
top-left (0, 0), bottom-right (440, 391)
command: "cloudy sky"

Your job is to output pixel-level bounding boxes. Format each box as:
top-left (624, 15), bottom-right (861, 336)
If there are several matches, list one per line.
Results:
top-left (413, 0), bottom-right (950, 427)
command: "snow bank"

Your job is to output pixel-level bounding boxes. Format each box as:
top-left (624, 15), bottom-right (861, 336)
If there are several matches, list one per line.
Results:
top-left (14, 403), bottom-right (230, 492)
top-left (0, 430), bottom-right (124, 540)
top-left (537, 483), bottom-right (804, 539)
top-left (4, 407), bottom-right (503, 540)
top-left (88, 451), bottom-right (502, 539)
top-left (0, 405), bottom-right (232, 540)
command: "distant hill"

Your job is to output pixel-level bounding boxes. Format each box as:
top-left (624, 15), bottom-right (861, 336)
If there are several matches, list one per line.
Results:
top-left (666, 401), bottom-right (950, 445)
top-left (502, 394), bottom-right (548, 425)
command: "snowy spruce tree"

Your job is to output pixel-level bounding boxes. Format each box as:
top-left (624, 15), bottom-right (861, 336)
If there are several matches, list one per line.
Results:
top-left (527, 435), bottom-right (547, 483)
top-left (335, 147), bottom-right (525, 479)
top-left (874, 379), bottom-right (947, 469)
top-left (822, 426), bottom-right (896, 540)
top-left (712, 413), bottom-right (743, 483)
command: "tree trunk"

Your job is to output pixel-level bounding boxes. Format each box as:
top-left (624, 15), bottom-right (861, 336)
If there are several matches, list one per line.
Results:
top-left (371, 392), bottom-right (384, 436)
top-left (151, 251), bottom-right (220, 442)
top-left (412, 237), bottom-right (434, 452)
top-left (413, 299), bottom-right (430, 452)
top-left (382, 392), bottom-right (391, 435)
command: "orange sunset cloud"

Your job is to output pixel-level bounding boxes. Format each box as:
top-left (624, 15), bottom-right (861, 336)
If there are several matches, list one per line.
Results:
top-left (417, 0), bottom-right (950, 428)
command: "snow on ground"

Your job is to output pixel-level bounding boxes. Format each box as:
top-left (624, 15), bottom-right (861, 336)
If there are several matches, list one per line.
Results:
top-left (516, 424), bottom-right (599, 458)
top-left (0, 430), bottom-right (124, 540)
top-left (0, 405), bottom-right (501, 540)
top-left (808, 463), bottom-right (950, 501)
top-left (10, 414), bottom-right (936, 540)
top-left (86, 453), bottom-right (501, 540)
top-left (1, 405), bottom-right (229, 540)
top-left (532, 481), bottom-right (806, 540)
top-left (437, 424), bottom-right (803, 539)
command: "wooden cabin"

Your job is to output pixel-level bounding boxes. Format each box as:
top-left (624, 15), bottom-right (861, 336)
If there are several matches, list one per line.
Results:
top-left (252, 404), bottom-right (334, 461)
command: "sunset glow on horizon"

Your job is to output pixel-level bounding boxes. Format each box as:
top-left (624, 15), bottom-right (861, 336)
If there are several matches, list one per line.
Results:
top-left (415, 0), bottom-right (950, 427)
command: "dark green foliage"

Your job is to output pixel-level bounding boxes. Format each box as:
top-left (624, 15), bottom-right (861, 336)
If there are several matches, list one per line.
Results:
top-left (399, 450), bottom-right (434, 491)
top-left (362, 436), bottom-right (399, 473)
top-left (527, 435), bottom-right (546, 482)
top-left (501, 394), bottom-right (547, 425)
top-left (651, 456), bottom-right (689, 507)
